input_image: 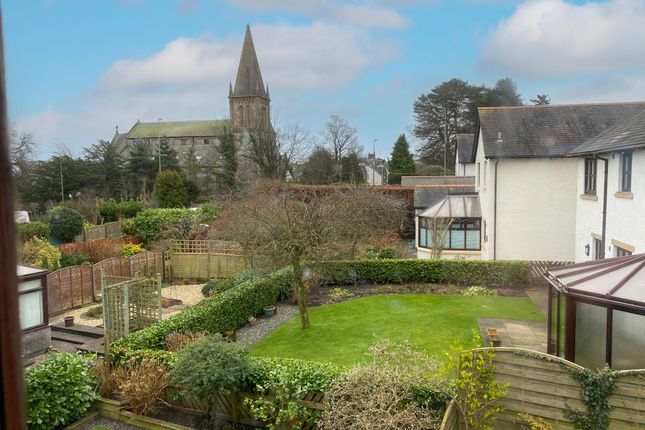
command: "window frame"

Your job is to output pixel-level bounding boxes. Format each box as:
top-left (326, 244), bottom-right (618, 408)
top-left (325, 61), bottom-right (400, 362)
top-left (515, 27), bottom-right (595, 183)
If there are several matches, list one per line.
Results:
top-left (584, 158), bottom-right (597, 195)
top-left (615, 246), bottom-right (632, 257)
top-left (418, 217), bottom-right (481, 251)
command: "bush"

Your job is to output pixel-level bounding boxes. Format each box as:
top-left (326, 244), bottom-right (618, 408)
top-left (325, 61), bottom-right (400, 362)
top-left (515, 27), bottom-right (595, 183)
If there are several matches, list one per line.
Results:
top-left (165, 331), bottom-right (206, 352)
top-left (25, 352), bottom-right (97, 430)
top-left (110, 267), bottom-right (293, 363)
top-left (92, 359), bottom-right (121, 399)
top-left (60, 252), bottom-right (91, 268)
top-left (116, 358), bottom-right (173, 415)
top-left (201, 270), bottom-right (260, 297)
top-left (99, 199), bottom-right (144, 222)
top-left (48, 206), bottom-right (85, 243)
top-left (315, 259), bottom-right (532, 287)
top-left (154, 171), bottom-right (189, 208)
top-left (18, 222), bottom-right (49, 243)
top-left (122, 243), bottom-right (145, 258)
top-left (173, 336), bottom-right (252, 423)
top-left (21, 237), bottom-right (61, 270)
top-left (461, 286), bottom-right (496, 296)
top-left (250, 357), bottom-right (345, 394)
top-left (123, 205), bottom-right (220, 243)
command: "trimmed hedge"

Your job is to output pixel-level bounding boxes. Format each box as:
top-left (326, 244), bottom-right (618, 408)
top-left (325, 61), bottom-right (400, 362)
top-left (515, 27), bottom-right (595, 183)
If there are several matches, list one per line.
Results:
top-left (250, 357), bottom-right (345, 393)
top-left (110, 268), bottom-right (293, 363)
top-left (315, 259), bottom-right (532, 287)
top-left (201, 270), bottom-right (261, 297)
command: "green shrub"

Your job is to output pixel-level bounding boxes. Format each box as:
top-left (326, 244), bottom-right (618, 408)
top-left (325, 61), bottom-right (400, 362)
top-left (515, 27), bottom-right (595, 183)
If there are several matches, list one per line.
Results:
top-left (25, 352), bottom-right (97, 430)
top-left (60, 252), bottom-right (91, 268)
top-left (122, 243), bottom-right (145, 258)
top-left (124, 205), bottom-right (220, 243)
top-left (154, 170), bottom-right (190, 208)
top-left (315, 259), bottom-right (532, 287)
top-left (99, 199), bottom-right (144, 222)
top-left (173, 336), bottom-right (252, 423)
top-left (195, 202), bottom-right (221, 223)
top-left (110, 268), bottom-right (293, 363)
top-left (48, 206), bottom-right (84, 243)
top-left (18, 222), bottom-right (49, 243)
top-left (461, 286), bottom-right (496, 296)
top-left (201, 270), bottom-right (260, 297)
top-left (21, 237), bottom-right (61, 271)
top-left (250, 357), bottom-right (345, 393)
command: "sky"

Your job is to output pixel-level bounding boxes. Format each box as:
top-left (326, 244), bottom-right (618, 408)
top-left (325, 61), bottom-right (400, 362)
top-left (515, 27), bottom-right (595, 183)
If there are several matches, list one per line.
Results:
top-left (5, 0), bottom-right (645, 159)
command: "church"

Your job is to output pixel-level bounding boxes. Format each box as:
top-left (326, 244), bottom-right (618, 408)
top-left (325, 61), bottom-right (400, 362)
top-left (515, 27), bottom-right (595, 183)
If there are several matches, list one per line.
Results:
top-left (112, 25), bottom-right (272, 163)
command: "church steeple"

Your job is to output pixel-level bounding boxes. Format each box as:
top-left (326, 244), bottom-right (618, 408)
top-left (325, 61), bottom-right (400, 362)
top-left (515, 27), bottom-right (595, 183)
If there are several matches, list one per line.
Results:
top-left (229, 25), bottom-right (271, 130)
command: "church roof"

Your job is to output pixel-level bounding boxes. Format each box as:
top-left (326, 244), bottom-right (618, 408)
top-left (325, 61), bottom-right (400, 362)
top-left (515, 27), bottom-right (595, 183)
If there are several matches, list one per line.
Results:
top-left (231, 25), bottom-right (267, 99)
top-left (126, 120), bottom-right (229, 138)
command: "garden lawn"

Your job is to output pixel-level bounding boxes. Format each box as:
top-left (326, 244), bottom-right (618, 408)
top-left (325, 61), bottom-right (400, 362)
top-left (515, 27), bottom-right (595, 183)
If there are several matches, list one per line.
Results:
top-left (251, 294), bottom-right (545, 365)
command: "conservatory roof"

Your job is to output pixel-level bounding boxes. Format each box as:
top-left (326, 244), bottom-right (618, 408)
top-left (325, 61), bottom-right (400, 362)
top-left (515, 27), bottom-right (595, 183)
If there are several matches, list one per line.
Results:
top-left (545, 254), bottom-right (645, 308)
top-left (418, 194), bottom-right (481, 219)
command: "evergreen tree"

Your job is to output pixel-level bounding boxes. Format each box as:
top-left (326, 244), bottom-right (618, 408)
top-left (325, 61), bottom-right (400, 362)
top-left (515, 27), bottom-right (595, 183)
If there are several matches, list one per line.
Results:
top-left (530, 94), bottom-right (551, 105)
top-left (128, 140), bottom-right (157, 198)
top-left (183, 143), bottom-right (200, 183)
top-left (156, 138), bottom-right (180, 172)
top-left (218, 129), bottom-right (238, 190)
top-left (84, 139), bottom-right (125, 198)
top-left (389, 134), bottom-right (416, 175)
top-left (340, 152), bottom-right (365, 184)
top-left (300, 146), bottom-right (335, 184)
top-left (153, 170), bottom-right (189, 208)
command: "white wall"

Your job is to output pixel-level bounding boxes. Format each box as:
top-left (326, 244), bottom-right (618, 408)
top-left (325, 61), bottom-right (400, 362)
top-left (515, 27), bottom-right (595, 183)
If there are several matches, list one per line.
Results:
top-left (475, 133), bottom-right (578, 261)
top-left (575, 150), bottom-right (645, 262)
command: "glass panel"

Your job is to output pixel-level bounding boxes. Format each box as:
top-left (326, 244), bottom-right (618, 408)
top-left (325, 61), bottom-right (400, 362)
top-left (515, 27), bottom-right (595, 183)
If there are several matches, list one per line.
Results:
top-left (19, 290), bottom-right (43, 329)
top-left (451, 230), bottom-right (465, 249)
top-left (575, 302), bottom-right (607, 369)
top-left (466, 230), bottom-right (480, 250)
top-left (442, 231), bottom-right (450, 249)
top-left (612, 310), bottom-right (645, 370)
top-left (18, 279), bottom-right (42, 292)
top-left (419, 227), bottom-right (427, 247)
top-left (426, 228), bottom-right (433, 248)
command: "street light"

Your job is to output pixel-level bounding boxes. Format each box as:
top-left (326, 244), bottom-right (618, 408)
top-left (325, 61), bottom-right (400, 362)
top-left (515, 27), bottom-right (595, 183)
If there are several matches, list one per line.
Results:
top-left (157, 118), bottom-right (162, 174)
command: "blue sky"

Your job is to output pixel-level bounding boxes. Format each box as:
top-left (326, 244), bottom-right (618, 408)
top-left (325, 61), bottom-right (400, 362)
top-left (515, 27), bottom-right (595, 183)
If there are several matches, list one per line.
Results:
top-left (5, 0), bottom-right (645, 158)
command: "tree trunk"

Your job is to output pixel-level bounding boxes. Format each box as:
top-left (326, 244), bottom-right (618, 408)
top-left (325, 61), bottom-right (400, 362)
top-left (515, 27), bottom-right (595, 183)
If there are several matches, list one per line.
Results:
top-left (291, 255), bottom-right (309, 329)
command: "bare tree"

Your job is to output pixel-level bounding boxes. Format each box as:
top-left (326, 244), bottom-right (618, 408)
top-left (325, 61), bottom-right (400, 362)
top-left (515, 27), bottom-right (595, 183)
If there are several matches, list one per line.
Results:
top-left (277, 123), bottom-right (311, 178)
top-left (219, 182), bottom-right (405, 328)
top-left (321, 114), bottom-right (358, 180)
top-left (10, 126), bottom-right (35, 176)
top-left (430, 217), bottom-right (454, 258)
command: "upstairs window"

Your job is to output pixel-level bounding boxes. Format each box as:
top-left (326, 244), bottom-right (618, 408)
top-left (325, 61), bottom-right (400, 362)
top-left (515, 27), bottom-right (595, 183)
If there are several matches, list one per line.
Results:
top-left (616, 246), bottom-right (632, 257)
top-left (620, 152), bottom-right (632, 192)
top-left (584, 158), bottom-right (597, 194)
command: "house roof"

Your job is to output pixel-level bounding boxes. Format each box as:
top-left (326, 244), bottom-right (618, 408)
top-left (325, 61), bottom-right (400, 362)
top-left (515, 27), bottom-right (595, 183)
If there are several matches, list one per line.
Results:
top-left (475, 102), bottom-right (645, 160)
top-left (126, 120), bottom-right (229, 139)
top-left (419, 194), bottom-right (481, 219)
top-left (570, 108), bottom-right (645, 155)
top-left (545, 254), bottom-right (645, 310)
top-left (456, 134), bottom-right (475, 164)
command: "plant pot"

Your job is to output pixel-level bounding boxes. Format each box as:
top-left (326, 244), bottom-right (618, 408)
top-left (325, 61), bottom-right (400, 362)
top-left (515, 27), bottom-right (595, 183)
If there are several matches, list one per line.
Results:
top-left (64, 316), bottom-right (75, 327)
top-left (263, 306), bottom-right (276, 318)
top-left (248, 316), bottom-right (257, 326)
top-left (225, 330), bottom-right (237, 341)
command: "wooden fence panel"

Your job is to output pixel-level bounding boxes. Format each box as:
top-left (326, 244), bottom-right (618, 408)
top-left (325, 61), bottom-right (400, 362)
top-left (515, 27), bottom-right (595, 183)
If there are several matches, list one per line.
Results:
top-left (46, 265), bottom-right (94, 316)
top-left (104, 221), bottom-right (122, 238)
top-left (130, 251), bottom-right (163, 278)
top-left (93, 257), bottom-right (131, 297)
top-left (169, 240), bottom-right (247, 280)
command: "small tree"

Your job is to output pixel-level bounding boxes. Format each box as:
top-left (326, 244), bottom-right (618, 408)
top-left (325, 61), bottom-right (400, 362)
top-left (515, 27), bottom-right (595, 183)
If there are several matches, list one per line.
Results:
top-left (430, 217), bottom-right (454, 258)
top-left (218, 127), bottom-right (238, 190)
top-left (220, 182), bottom-right (405, 328)
top-left (389, 134), bottom-right (416, 180)
top-left (48, 206), bottom-right (84, 243)
top-left (153, 170), bottom-right (188, 208)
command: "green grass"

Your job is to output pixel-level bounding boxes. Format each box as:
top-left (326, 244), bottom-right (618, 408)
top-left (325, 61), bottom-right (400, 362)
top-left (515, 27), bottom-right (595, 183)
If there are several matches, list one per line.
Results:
top-left (251, 294), bottom-right (545, 365)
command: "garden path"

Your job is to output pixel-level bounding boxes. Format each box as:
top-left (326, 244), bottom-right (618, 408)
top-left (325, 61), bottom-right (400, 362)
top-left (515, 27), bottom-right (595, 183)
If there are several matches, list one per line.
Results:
top-left (236, 304), bottom-right (298, 346)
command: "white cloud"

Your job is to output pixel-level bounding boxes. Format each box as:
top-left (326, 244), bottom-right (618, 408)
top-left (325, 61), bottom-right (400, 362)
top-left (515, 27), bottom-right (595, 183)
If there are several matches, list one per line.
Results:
top-left (481, 0), bottom-right (645, 78)
top-left (16, 21), bottom-right (400, 156)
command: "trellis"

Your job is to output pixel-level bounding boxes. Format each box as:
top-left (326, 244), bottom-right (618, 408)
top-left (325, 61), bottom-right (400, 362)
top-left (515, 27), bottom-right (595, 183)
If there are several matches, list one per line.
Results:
top-left (169, 240), bottom-right (248, 280)
top-left (102, 272), bottom-right (162, 352)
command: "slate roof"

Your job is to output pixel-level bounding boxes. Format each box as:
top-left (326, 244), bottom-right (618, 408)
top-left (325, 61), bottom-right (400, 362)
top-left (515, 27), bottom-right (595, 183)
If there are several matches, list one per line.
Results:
top-left (456, 134), bottom-right (475, 164)
top-left (126, 120), bottom-right (229, 139)
top-left (570, 108), bottom-right (645, 155)
top-left (476, 102), bottom-right (645, 160)
top-left (231, 25), bottom-right (268, 99)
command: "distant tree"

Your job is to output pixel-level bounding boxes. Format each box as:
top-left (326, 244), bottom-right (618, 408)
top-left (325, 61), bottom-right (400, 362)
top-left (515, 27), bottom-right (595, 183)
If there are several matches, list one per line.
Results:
top-left (321, 114), bottom-right (358, 180)
top-left (153, 170), bottom-right (189, 208)
top-left (299, 146), bottom-right (336, 184)
top-left (490, 77), bottom-right (523, 106)
top-left (48, 206), bottom-right (85, 243)
top-left (217, 128), bottom-right (238, 190)
top-left (246, 126), bottom-right (286, 180)
top-left (277, 123), bottom-right (311, 177)
top-left (183, 143), bottom-right (200, 184)
top-left (128, 140), bottom-right (157, 198)
top-left (157, 139), bottom-right (180, 172)
top-left (389, 134), bottom-right (416, 177)
top-left (530, 94), bottom-right (551, 105)
top-left (10, 126), bottom-right (35, 177)
top-left (83, 139), bottom-right (125, 198)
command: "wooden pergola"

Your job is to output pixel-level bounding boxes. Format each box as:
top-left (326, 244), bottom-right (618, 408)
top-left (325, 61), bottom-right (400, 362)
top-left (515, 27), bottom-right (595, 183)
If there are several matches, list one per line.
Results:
top-left (544, 254), bottom-right (645, 370)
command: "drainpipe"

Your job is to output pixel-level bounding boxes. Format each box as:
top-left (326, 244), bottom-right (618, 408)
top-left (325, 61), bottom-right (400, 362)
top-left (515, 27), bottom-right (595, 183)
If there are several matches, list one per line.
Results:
top-left (598, 156), bottom-right (609, 259)
top-left (493, 160), bottom-right (499, 260)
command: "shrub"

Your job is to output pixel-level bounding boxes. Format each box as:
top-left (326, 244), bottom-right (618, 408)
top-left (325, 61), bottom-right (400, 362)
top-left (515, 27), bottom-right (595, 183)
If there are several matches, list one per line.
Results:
top-left (250, 357), bottom-right (345, 393)
top-left (48, 206), bottom-right (85, 243)
top-left (116, 358), bottom-right (173, 415)
top-left (110, 267), bottom-right (293, 363)
top-left (154, 171), bottom-right (189, 208)
top-left (173, 336), bottom-right (252, 424)
top-left (122, 243), bottom-right (145, 258)
top-left (99, 199), bottom-right (144, 222)
top-left (21, 237), bottom-right (61, 270)
top-left (517, 413), bottom-right (555, 430)
top-left (123, 206), bottom-right (219, 243)
top-left (461, 286), bottom-right (496, 297)
top-left (201, 270), bottom-right (260, 297)
top-left (18, 222), bottom-right (49, 243)
top-left (92, 359), bottom-right (121, 399)
top-left (60, 252), bottom-right (91, 268)
top-left (165, 331), bottom-right (206, 352)
top-left (87, 240), bottom-right (122, 263)
top-left (25, 352), bottom-right (97, 430)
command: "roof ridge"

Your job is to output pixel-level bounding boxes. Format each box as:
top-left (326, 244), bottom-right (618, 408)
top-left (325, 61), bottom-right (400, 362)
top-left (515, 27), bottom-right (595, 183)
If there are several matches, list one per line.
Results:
top-left (479, 100), bottom-right (645, 111)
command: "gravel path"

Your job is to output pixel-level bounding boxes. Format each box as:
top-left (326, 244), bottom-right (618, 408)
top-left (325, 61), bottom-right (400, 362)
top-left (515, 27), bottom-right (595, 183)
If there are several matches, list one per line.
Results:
top-left (236, 304), bottom-right (298, 346)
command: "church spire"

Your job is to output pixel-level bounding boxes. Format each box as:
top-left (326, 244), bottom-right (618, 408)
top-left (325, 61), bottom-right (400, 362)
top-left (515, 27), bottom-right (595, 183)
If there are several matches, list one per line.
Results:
top-left (231, 24), bottom-right (267, 98)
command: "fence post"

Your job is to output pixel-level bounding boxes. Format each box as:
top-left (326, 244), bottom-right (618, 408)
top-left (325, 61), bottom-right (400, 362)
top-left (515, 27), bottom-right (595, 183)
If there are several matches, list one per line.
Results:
top-left (101, 269), bottom-right (110, 358)
top-left (123, 283), bottom-right (129, 337)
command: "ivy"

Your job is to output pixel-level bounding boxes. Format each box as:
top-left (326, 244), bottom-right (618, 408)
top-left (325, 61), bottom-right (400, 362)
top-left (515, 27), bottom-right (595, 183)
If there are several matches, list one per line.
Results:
top-left (564, 366), bottom-right (617, 430)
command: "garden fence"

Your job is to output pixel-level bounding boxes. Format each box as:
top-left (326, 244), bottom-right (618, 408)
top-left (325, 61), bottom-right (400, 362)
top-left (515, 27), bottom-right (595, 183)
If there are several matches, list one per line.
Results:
top-left (169, 240), bottom-right (248, 280)
top-left (439, 348), bottom-right (645, 430)
top-left (74, 221), bottom-right (123, 243)
top-left (47, 251), bottom-right (164, 316)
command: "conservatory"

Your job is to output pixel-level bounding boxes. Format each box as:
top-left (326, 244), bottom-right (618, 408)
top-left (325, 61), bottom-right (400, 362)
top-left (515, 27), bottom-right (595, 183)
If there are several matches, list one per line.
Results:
top-left (544, 254), bottom-right (645, 370)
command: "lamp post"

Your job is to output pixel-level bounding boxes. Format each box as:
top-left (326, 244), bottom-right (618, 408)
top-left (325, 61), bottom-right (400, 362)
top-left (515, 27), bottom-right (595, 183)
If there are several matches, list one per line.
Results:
top-left (157, 118), bottom-right (162, 174)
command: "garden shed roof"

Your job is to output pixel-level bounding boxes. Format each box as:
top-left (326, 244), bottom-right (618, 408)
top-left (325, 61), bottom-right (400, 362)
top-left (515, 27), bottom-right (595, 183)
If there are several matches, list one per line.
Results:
top-left (419, 194), bottom-right (481, 219)
top-left (545, 254), bottom-right (645, 309)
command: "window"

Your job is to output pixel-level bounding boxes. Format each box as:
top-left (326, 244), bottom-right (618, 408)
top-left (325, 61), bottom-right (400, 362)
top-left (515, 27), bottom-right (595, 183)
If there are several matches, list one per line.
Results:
top-left (203, 138), bottom-right (210, 145)
top-left (584, 158), bottom-right (597, 194)
top-left (593, 238), bottom-right (603, 260)
top-left (418, 218), bottom-right (481, 251)
top-left (181, 138), bottom-right (187, 145)
top-left (620, 152), bottom-right (632, 192)
top-left (616, 246), bottom-right (632, 257)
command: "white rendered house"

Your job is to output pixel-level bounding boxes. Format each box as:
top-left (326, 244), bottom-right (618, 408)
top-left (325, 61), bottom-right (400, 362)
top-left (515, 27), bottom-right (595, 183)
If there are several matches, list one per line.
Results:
top-left (570, 109), bottom-right (645, 262)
